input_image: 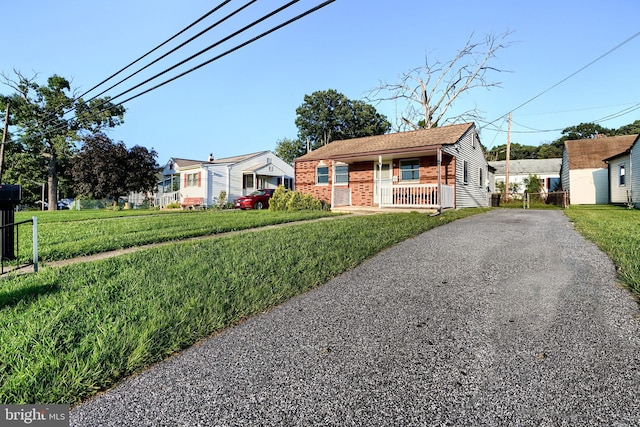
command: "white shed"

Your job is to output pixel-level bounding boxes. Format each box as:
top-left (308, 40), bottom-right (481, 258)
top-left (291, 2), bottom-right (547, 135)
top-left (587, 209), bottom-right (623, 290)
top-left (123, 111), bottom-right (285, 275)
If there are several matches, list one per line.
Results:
top-left (561, 135), bottom-right (637, 205)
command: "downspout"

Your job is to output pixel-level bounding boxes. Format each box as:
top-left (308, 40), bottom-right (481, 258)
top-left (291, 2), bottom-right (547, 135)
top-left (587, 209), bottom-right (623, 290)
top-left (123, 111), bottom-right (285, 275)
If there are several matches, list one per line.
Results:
top-left (437, 147), bottom-right (442, 214)
top-left (378, 155), bottom-right (382, 209)
top-left (331, 160), bottom-right (335, 209)
top-left (227, 164), bottom-right (231, 199)
top-left (629, 145), bottom-right (634, 206)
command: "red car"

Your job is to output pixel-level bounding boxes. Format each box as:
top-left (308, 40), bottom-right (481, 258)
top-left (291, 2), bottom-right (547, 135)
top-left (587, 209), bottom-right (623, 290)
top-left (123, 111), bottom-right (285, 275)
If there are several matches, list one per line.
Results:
top-left (234, 189), bottom-right (275, 210)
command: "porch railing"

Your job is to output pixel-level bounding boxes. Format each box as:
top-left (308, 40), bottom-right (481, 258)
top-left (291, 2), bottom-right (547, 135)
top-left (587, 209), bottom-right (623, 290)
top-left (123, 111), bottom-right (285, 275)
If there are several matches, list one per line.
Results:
top-left (379, 184), bottom-right (454, 209)
top-left (156, 191), bottom-right (180, 208)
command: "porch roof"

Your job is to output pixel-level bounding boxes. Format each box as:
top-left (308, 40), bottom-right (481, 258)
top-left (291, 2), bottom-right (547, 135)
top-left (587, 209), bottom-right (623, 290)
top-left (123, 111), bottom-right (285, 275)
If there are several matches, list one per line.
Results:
top-left (243, 162), bottom-right (291, 177)
top-left (294, 123), bottom-right (474, 162)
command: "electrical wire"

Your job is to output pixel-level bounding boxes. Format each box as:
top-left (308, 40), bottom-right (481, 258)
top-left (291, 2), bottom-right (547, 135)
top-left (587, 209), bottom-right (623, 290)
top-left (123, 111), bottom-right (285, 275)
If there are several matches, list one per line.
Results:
top-left (77, 0), bottom-right (234, 101)
top-left (41, 0), bottom-right (336, 138)
top-left (115, 0), bottom-right (336, 107)
top-left (100, 0), bottom-right (304, 108)
top-left (84, 0), bottom-right (259, 104)
top-left (481, 31), bottom-right (640, 132)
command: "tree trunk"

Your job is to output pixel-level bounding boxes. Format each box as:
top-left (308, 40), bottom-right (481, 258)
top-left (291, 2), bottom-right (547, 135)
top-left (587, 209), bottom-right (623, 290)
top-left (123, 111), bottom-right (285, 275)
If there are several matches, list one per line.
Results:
top-left (47, 156), bottom-right (58, 211)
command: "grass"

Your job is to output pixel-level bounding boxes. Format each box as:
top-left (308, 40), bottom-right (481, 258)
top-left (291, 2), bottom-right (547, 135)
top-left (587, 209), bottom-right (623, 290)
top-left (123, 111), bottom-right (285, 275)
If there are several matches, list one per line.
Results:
top-left (0, 208), bottom-right (488, 404)
top-left (564, 205), bottom-right (640, 294)
top-left (12, 209), bottom-right (337, 262)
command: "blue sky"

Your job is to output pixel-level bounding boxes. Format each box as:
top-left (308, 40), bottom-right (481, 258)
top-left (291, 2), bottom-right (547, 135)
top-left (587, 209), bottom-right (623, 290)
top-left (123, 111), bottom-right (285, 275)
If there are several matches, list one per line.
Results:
top-left (2, 0), bottom-right (639, 164)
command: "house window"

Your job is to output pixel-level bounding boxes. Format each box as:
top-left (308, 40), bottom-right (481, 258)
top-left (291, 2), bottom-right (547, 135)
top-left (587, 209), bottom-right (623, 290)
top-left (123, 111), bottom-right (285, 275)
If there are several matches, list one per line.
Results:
top-left (479, 167), bottom-right (484, 187)
top-left (334, 165), bottom-right (348, 185)
top-left (243, 174), bottom-right (254, 190)
top-left (316, 165), bottom-right (329, 185)
top-left (400, 159), bottom-right (420, 181)
top-left (463, 161), bottom-right (469, 184)
top-left (185, 172), bottom-right (201, 187)
top-left (619, 164), bottom-right (626, 186)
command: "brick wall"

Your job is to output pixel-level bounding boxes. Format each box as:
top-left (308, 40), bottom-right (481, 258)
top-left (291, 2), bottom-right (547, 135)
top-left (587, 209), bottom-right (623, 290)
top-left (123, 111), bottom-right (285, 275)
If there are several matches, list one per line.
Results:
top-left (295, 155), bottom-right (456, 207)
top-left (294, 160), bottom-right (332, 204)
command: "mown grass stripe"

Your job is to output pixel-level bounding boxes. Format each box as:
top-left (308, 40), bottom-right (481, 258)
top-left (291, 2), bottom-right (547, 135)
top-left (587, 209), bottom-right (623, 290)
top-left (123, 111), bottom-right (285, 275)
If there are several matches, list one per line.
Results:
top-left (0, 209), bottom-right (486, 404)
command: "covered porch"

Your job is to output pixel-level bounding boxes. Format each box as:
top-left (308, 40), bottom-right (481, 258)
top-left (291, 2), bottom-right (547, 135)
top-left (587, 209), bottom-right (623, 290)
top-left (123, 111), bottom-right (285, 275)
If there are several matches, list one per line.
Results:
top-left (330, 147), bottom-right (455, 210)
top-left (241, 162), bottom-right (294, 196)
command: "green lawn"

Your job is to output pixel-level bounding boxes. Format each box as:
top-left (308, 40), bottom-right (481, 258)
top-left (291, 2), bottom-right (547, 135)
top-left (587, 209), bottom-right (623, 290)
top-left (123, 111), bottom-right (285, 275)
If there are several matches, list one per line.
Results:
top-left (564, 205), bottom-right (640, 294)
top-left (12, 209), bottom-right (337, 263)
top-left (0, 208), bottom-right (488, 404)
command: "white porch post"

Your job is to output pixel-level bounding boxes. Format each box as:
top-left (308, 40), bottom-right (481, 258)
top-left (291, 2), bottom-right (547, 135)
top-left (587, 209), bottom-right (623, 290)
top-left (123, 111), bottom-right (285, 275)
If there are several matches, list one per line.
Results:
top-left (437, 148), bottom-right (442, 213)
top-left (378, 155), bottom-right (382, 208)
top-left (330, 160), bottom-right (335, 209)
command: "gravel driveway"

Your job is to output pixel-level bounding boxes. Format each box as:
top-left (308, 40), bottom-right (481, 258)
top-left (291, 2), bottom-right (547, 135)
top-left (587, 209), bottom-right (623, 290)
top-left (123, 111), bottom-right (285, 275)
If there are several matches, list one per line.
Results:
top-left (70, 209), bottom-right (640, 426)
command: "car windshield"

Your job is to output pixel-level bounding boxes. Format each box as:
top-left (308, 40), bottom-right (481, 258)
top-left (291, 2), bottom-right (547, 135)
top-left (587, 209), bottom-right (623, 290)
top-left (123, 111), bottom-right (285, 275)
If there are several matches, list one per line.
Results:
top-left (249, 190), bottom-right (266, 196)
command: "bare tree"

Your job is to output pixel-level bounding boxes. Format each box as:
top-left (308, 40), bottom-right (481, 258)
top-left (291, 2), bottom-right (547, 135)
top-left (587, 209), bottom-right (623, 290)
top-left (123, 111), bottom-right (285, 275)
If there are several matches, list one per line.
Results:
top-left (366, 30), bottom-right (513, 131)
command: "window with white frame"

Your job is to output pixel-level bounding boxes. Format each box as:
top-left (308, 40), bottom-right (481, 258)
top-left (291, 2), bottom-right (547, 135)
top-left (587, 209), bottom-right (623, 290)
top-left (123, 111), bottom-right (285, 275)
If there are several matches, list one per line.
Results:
top-left (316, 165), bottom-right (329, 185)
top-left (619, 164), bottom-right (626, 186)
top-left (243, 174), bottom-right (254, 190)
top-left (479, 167), bottom-right (484, 187)
top-left (186, 172), bottom-right (200, 187)
top-left (334, 164), bottom-right (348, 184)
top-left (399, 159), bottom-right (419, 181)
top-left (463, 161), bottom-right (469, 184)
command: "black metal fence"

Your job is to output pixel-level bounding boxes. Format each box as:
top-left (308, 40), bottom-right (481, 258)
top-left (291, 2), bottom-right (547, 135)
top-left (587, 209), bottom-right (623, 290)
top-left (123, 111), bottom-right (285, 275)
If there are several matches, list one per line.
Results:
top-left (1, 217), bottom-right (38, 275)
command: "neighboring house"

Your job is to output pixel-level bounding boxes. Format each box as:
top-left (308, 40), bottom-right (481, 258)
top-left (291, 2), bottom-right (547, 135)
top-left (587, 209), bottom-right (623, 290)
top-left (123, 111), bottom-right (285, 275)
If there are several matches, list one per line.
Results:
top-left (603, 134), bottom-right (640, 207)
top-left (561, 135), bottom-right (637, 205)
top-left (489, 158), bottom-right (562, 194)
top-left (293, 122), bottom-right (490, 210)
top-left (155, 151), bottom-right (294, 208)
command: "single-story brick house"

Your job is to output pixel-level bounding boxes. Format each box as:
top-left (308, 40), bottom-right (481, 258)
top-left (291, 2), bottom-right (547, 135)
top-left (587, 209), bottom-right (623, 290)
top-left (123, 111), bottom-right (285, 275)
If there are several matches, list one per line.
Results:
top-left (561, 135), bottom-right (637, 205)
top-left (293, 122), bottom-right (490, 209)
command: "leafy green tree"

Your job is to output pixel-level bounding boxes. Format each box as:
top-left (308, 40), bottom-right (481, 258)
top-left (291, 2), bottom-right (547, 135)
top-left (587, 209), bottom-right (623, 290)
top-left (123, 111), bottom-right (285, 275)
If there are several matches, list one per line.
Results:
top-left (535, 143), bottom-right (563, 159)
top-left (523, 174), bottom-right (542, 193)
top-left (615, 119), bottom-right (640, 136)
top-left (295, 89), bottom-right (390, 150)
top-left (559, 122), bottom-right (614, 141)
top-left (274, 137), bottom-right (306, 165)
top-left (0, 72), bottom-right (125, 210)
top-left (71, 133), bottom-right (158, 204)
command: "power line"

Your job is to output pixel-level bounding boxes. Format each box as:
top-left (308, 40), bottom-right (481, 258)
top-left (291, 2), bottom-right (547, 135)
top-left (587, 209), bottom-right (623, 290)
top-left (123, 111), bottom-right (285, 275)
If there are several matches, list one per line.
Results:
top-left (42, 0), bottom-right (336, 138)
top-left (116, 0), bottom-right (336, 107)
top-left (481, 31), bottom-right (640, 132)
top-left (77, 0), bottom-right (234, 101)
top-left (84, 0), bottom-right (259, 104)
top-left (84, 0), bottom-right (306, 115)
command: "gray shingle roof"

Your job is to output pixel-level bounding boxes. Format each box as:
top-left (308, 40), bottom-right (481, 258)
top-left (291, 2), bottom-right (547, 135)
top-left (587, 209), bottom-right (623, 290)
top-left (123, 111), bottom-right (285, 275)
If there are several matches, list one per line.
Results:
top-left (489, 158), bottom-right (562, 175)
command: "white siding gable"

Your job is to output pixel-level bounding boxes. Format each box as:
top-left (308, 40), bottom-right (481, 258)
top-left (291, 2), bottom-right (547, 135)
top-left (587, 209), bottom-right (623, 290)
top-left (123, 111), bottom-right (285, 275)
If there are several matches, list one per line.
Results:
top-left (442, 127), bottom-right (489, 208)
top-left (608, 154), bottom-right (630, 204)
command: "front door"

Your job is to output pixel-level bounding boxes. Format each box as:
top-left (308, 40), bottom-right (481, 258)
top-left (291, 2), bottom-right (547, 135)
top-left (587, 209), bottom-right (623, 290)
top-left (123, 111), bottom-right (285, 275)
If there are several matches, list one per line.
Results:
top-left (373, 162), bottom-right (392, 204)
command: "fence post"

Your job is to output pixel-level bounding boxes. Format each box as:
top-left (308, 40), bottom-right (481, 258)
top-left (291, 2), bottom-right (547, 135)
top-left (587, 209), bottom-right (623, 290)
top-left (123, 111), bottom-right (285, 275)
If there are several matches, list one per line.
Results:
top-left (32, 216), bottom-right (38, 273)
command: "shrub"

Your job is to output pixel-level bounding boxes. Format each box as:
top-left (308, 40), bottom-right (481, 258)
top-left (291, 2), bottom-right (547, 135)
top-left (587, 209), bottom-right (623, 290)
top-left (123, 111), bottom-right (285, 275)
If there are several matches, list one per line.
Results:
top-left (285, 190), bottom-right (305, 211)
top-left (269, 186), bottom-right (292, 211)
top-left (217, 191), bottom-right (228, 210)
top-left (165, 202), bottom-right (181, 209)
top-left (269, 186), bottom-right (324, 211)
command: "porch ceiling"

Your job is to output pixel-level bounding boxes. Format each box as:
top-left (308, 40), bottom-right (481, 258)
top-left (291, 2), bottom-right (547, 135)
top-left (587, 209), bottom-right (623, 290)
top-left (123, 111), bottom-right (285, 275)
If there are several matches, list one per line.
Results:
top-left (332, 147), bottom-right (441, 163)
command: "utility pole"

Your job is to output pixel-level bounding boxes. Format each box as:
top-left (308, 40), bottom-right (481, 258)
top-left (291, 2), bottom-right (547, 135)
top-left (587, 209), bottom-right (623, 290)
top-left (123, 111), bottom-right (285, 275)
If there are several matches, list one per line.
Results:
top-left (0, 103), bottom-right (9, 183)
top-left (504, 112), bottom-right (511, 201)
